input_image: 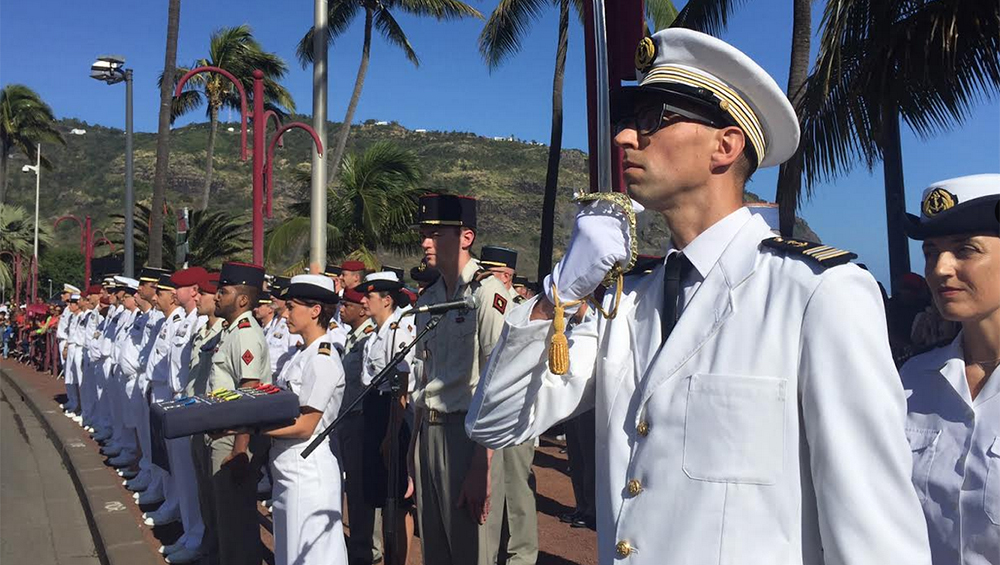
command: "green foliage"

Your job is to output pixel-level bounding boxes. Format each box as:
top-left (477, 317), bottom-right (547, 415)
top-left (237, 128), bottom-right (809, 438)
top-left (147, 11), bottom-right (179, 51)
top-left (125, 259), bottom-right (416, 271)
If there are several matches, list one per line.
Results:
top-left (38, 247), bottom-right (85, 297)
top-left (267, 141), bottom-right (425, 270)
top-left (800, 0), bottom-right (1000, 186)
top-left (1, 84), bottom-right (65, 203)
top-left (0, 204), bottom-right (53, 288)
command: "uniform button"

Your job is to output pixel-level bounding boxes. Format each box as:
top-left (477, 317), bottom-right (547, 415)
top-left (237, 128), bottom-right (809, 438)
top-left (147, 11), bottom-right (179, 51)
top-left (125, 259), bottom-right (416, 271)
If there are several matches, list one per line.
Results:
top-left (636, 421), bottom-right (649, 437)
top-left (616, 540), bottom-right (633, 558)
top-left (627, 479), bottom-right (642, 496)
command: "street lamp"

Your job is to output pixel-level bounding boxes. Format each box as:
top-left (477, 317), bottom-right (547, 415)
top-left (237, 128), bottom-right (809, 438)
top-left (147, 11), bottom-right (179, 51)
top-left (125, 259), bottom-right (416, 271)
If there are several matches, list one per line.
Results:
top-left (91, 54), bottom-right (135, 278)
top-left (22, 147), bottom-right (41, 303)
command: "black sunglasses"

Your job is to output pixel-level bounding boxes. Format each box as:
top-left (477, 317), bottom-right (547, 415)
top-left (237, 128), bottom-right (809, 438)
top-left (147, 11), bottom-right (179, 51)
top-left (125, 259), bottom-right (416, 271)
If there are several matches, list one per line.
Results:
top-left (613, 102), bottom-right (724, 137)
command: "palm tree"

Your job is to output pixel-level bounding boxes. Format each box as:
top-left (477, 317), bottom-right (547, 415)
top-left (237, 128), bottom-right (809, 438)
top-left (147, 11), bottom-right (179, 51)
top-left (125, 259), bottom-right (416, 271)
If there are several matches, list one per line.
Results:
top-left (0, 85), bottom-right (64, 205)
top-left (0, 204), bottom-right (53, 289)
top-left (266, 141), bottom-right (425, 272)
top-left (168, 25), bottom-right (296, 211)
top-left (149, 0), bottom-right (182, 268)
top-left (112, 203), bottom-right (251, 271)
top-left (296, 0), bottom-right (482, 179)
top-left (799, 0), bottom-right (999, 290)
top-left (480, 0), bottom-right (677, 281)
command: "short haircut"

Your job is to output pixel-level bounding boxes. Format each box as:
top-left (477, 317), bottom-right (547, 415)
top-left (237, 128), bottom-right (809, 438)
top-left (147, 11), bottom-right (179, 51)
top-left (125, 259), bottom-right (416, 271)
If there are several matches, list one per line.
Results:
top-left (232, 284), bottom-right (260, 307)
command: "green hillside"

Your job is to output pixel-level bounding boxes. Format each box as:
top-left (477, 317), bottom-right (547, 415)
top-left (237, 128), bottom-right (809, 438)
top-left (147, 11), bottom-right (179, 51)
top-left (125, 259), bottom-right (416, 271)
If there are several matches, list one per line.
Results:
top-left (3, 117), bottom-right (817, 279)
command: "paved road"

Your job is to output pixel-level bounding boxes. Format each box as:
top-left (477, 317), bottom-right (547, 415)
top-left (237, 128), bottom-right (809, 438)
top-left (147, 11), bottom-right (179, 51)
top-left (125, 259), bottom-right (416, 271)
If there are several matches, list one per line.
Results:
top-left (0, 379), bottom-right (100, 565)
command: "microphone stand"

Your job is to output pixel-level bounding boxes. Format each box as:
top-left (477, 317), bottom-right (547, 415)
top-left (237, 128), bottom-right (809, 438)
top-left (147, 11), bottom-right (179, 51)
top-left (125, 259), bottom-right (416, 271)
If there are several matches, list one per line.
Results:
top-left (301, 313), bottom-right (444, 564)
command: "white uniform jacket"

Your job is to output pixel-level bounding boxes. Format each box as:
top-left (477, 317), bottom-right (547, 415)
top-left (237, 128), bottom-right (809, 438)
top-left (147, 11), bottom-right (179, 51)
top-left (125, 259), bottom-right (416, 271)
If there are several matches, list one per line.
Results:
top-left (901, 332), bottom-right (1000, 565)
top-left (467, 211), bottom-right (931, 565)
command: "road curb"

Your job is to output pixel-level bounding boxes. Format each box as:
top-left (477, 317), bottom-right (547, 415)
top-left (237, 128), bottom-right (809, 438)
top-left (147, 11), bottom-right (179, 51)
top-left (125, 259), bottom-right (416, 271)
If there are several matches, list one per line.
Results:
top-left (1, 367), bottom-right (161, 565)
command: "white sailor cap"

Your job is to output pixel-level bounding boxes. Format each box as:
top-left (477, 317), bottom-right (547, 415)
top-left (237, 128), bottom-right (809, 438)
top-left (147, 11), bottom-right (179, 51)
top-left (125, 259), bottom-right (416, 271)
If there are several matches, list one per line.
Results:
top-left (283, 274), bottom-right (338, 304)
top-left (69, 293), bottom-right (81, 302)
top-left (364, 271), bottom-right (400, 283)
top-left (63, 283), bottom-right (81, 294)
top-left (905, 174), bottom-right (1000, 240)
top-left (625, 28), bottom-right (799, 169)
top-left (113, 275), bottom-right (140, 291)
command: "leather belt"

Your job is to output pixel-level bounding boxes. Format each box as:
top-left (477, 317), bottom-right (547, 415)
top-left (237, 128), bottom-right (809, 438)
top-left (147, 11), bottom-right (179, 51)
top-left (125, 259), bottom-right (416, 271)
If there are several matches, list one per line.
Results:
top-left (425, 409), bottom-right (467, 426)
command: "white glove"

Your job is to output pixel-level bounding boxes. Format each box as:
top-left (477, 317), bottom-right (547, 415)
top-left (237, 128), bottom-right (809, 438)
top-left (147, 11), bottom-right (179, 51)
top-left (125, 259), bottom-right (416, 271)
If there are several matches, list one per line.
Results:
top-left (544, 198), bottom-right (642, 304)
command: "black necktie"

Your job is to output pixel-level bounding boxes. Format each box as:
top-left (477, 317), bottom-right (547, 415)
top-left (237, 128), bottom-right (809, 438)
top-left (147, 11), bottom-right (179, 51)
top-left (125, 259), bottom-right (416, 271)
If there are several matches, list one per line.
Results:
top-left (661, 253), bottom-right (692, 343)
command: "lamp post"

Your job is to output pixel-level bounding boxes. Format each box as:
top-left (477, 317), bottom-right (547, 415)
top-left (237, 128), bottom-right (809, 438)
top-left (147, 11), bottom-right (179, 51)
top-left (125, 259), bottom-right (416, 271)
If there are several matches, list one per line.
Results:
top-left (91, 55), bottom-right (134, 278)
top-left (21, 144), bottom-right (41, 302)
top-left (173, 68), bottom-right (324, 266)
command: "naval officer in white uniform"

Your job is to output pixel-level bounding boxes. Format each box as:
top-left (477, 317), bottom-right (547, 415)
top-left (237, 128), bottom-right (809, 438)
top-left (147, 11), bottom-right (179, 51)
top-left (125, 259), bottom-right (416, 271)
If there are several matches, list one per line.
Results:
top-left (899, 174), bottom-right (1000, 565)
top-left (467, 28), bottom-right (931, 565)
top-left (265, 274), bottom-right (349, 565)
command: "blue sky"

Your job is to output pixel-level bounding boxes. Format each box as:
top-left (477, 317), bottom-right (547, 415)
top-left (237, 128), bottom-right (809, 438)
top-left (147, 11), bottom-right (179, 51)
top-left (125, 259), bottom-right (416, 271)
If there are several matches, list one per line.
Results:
top-left (1, 0), bottom-right (997, 289)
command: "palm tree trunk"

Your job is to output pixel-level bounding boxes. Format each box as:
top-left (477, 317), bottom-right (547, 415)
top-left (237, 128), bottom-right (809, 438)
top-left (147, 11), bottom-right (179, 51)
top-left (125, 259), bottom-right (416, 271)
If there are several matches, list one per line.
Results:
top-left (775, 0), bottom-right (811, 237)
top-left (148, 0), bottom-right (182, 267)
top-left (0, 146), bottom-right (9, 205)
top-left (537, 0), bottom-right (569, 281)
top-left (200, 106), bottom-right (219, 210)
top-left (881, 102), bottom-right (910, 296)
top-left (201, 105), bottom-right (219, 211)
top-left (328, 7), bottom-right (374, 181)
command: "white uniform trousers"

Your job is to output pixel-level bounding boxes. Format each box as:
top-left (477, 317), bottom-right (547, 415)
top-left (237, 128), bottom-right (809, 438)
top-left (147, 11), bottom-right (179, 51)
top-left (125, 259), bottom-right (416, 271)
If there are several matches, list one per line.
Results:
top-left (94, 357), bottom-right (114, 430)
top-left (150, 382), bottom-right (179, 514)
top-left (270, 440), bottom-right (348, 565)
top-left (64, 347), bottom-right (83, 412)
top-left (80, 357), bottom-right (100, 425)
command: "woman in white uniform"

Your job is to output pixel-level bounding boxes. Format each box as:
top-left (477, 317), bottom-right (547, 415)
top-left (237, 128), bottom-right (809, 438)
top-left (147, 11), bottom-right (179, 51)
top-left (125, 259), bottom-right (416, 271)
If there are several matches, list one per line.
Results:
top-left (900, 174), bottom-right (1000, 565)
top-left (359, 271), bottom-right (416, 565)
top-left (266, 274), bottom-right (349, 565)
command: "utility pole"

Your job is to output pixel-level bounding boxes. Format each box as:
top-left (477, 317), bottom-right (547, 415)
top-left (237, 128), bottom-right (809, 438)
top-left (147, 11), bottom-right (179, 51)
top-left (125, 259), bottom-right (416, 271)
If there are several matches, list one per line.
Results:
top-left (310, 0), bottom-right (329, 274)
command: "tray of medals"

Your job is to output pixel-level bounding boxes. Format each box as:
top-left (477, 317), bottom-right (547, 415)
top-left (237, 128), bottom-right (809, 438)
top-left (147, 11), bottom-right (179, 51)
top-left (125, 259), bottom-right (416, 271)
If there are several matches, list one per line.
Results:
top-left (151, 384), bottom-right (300, 439)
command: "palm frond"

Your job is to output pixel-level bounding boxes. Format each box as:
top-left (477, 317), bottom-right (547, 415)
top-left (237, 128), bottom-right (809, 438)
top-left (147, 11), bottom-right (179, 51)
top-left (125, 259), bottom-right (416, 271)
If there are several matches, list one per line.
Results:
top-left (296, 0), bottom-right (363, 67)
top-left (670, 0), bottom-right (747, 36)
top-left (375, 8), bottom-right (421, 66)
top-left (391, 0), bottom-right (482, 20)
top-left (646, 0), bottom-right (679, 31)
top-left (478, 0), bottom-right (549, 70)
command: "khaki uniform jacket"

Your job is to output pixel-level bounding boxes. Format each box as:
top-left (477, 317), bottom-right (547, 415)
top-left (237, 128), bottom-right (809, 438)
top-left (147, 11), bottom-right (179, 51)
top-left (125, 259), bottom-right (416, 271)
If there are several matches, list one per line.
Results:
top-left (210, 310), bottom-right (271, 391)
top-left (412, 259), bottom-right (509, 413)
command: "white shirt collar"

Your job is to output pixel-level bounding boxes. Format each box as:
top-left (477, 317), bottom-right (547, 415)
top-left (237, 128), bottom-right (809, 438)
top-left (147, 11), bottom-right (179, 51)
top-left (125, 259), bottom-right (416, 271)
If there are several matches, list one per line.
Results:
top-left (667, 207), bottom-right (753, 278)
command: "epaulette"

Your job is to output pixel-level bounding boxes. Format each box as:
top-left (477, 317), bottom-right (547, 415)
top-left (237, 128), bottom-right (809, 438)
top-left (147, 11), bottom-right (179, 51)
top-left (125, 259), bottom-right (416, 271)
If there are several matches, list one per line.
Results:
top-left (625, 255), bottom-right (664, 277)
top-left (363, 326), bottom-right (376, 335)
top-left (237, 318), bottom-right (252, 329)
top-left (389, 322), bottom-right (399, 330)
top-left (317, 342), bottom-right (332, 356)
top-left (761, 236), bottom-right (857, 268)
top-left (513, 295), bottom-right (525, 304)
top-left (172, 313), bottom-right (182, 322)
top-left (328, 321), bottom-right (339, 330)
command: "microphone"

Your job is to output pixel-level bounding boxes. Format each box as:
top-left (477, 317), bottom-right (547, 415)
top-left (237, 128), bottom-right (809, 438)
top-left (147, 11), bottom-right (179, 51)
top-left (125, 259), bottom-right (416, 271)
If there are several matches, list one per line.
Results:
top-left (401, 295), bottom-right (480, 316)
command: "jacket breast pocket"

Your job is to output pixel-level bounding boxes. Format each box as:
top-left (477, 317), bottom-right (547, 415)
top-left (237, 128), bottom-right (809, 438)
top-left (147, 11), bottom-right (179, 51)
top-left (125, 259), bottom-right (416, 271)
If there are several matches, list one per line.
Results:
top-left (985, 436), bottom-right (1000, 525)
top-left (904, 427), bottom-right (940, 504)
top-left (683, 374), bottom-right (787, 485)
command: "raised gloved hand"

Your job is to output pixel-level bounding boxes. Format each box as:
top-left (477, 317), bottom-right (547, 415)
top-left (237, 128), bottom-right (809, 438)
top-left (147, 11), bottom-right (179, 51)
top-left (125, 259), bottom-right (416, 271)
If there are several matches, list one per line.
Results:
top-left (544, 197), bottom-right (641, 305)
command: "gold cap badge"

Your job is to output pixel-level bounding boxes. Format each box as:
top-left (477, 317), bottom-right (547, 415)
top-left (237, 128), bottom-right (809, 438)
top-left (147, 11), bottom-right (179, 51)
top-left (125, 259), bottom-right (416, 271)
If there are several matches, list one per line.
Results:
top-left (922, 187), bottom-right (958, 217)
top-left (635, 37), bottom-right (656, 73)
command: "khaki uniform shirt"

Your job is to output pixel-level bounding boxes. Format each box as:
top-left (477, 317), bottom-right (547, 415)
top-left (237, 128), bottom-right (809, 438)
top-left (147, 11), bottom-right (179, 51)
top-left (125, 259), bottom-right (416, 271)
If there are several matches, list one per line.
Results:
top-left (209, 310), bottom-right (271, 392)
top-left (186, 317), bottom-right (226, 397)
top-left (412, 259), bottom-right (508, 413)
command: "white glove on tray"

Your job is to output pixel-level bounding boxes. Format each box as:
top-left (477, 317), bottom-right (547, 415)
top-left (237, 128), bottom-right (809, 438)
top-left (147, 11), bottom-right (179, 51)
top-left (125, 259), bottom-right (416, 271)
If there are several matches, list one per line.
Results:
top-left (544, 198), bottom-right (642, 305)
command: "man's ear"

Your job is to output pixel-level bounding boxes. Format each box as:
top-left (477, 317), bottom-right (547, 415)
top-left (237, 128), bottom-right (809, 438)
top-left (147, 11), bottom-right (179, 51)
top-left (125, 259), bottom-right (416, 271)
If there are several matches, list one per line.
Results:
top-left (461, 227), bottom-right (477, 251)
top-left (710, 126), bottom-right (746, 173)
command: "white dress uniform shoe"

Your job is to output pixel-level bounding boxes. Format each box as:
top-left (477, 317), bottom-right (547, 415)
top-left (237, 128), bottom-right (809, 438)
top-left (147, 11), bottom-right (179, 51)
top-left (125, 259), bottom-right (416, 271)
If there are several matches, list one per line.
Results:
top-left (159, 541), bottom-right (184, 555)
top-left (136, 489), bottom-right (165, 505)
top-left (143, 506), bottom-right (180, 527)
top-left (71, 415), bottom-right (83, 424)
top-left (164, 547), bottom-right (202, 564)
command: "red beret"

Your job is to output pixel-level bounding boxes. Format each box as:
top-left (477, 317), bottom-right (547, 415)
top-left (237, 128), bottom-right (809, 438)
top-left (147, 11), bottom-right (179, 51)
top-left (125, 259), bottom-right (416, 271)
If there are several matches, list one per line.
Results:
top-left (340, 260), bottom-right (366, 272)
top-left (342, 287), bottom-right (366, 304)
top-left (199, 272), bottom-right (220, 294)
top-left (99, 296), bottom-right (111, 306)
top-left (171, 266), bottom-right (209, 289)
top-left (86, 284), bottom-right (103, 296)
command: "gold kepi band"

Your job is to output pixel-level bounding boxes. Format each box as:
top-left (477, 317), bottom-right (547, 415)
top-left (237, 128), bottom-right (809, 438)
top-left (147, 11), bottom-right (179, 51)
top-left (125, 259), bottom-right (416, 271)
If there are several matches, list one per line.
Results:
top-left (640, 64), bottom-right (766, 165)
